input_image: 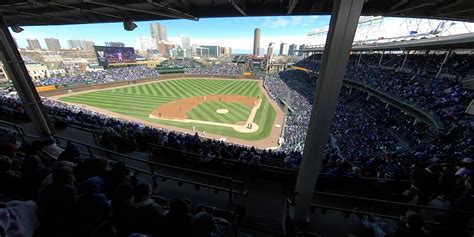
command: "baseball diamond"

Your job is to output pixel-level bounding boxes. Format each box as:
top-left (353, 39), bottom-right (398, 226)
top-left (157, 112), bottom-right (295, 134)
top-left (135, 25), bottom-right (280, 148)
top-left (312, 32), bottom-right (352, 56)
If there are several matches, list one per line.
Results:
top-left (57, 78), bottom-right (283, 144)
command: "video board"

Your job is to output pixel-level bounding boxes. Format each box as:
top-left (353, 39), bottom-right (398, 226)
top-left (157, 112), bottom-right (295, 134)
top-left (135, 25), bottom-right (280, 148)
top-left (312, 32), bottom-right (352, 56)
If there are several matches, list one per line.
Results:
top-left (94, 46), bottom-right (136, 66)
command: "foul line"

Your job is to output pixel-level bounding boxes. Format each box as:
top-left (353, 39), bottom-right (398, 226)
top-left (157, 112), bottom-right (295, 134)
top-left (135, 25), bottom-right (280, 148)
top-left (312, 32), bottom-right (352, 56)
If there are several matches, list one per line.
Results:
top-left (149, 99), bottom-right (262, 133)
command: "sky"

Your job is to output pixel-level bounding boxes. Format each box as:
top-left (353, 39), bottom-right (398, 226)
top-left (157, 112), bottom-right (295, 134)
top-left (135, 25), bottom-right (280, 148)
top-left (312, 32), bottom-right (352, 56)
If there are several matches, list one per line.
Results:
top-left (11, 16), bottom-right (330, 54)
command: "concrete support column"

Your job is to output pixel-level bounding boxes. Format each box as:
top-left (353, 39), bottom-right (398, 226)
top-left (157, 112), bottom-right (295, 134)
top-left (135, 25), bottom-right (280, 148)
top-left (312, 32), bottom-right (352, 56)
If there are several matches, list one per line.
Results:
top-left (0, 17), bottom-right (53, 136)
top-left (436, 49), bottom-right (452, 78)
top-left (292, 0), bottom-right (364, 224)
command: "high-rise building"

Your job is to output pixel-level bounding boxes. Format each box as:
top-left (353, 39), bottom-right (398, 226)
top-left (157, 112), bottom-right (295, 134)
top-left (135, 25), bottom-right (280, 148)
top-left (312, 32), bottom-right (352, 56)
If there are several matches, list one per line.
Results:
top-left (288, 44), bottom-right (297, 56)
top-left (81, 41), bottom-right (95, 51)
top-left (279, 43), bottom-right (288, 56)
top-left (67, 39), bottom-right (81, 49)
top-left (298, 44), bottom-right (306, 56)
top-left (67, 40), bottom-right (94, 50)
top-left (157, 41), bottom-right (176, 56)
top-left (179, 35), bottom-right (191, 50)
top-left (44, 38), bottom-right (61, 51)
top-left (150, 23), bottom-right (168, 41)
top-left (258, 48), bottom-right (265, 57)
top-left (201, 45), bottom-right (220, 58)
top-left (267, 43), bottom-right (274, 57)
top-left (26, 39), bottom-right (42, 50)
top-left (105, 42), bottom-right (125, 47)
top-left (138, 36), bottom-right (156, 51)
top-left (253, 28), bottom-right (261, 56)
top-left (195, 47), bottom-right (210, 57)
top-left (179, 35), bottom-right (191, 57)
top-left (220, 47), bottom-right (232, 55)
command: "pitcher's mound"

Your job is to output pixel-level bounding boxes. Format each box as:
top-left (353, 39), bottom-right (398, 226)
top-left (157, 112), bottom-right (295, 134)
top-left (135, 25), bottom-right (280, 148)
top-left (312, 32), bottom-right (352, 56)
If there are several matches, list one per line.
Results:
top-left (216, 109), bottom-right (229, 114)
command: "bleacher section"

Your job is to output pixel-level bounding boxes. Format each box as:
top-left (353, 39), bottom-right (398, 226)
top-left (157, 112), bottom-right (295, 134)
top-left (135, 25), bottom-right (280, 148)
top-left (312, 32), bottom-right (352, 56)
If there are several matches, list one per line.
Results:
top-left (0, 50), bottom-right (473, 236)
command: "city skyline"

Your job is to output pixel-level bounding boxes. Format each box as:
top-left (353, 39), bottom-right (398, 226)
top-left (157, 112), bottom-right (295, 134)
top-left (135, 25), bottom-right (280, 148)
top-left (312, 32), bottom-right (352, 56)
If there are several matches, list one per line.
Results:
top-left (11, 16), bottom-right (329, 54)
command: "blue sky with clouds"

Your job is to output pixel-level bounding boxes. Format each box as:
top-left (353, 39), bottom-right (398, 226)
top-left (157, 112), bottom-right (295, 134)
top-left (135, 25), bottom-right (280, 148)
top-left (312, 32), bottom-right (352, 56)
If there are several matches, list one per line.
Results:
top-left (12, 16), bottom-right (330, 53)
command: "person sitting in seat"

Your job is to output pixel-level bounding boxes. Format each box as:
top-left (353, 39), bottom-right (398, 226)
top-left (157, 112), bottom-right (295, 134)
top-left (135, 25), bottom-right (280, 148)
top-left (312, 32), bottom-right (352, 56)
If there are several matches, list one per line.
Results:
top-left (37, 164), bottom-right (77, 237)
top-left (125, 182), bottom-right (164, 236)
top-left (57, 142), bottom-right (82, 164)
top-left (358, 210), bottom-right (429, 237)
top-left (76, 176), bottom-right (112, 237)
top-left (403, 163), bottom-right (441, 205)
top-left (163, 198), bottom-right (192, 237)
top-left (455, 158), bottom-right (472, 178)
top-left (41, 137), bottom-right (64, 161)
top-left (20, 155), bottom-right (50, 200)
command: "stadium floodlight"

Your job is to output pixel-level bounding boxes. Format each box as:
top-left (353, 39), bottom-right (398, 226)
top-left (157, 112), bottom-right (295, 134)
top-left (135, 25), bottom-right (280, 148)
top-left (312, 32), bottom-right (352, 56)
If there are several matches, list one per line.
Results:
top-left (123, 20), bottom-right (137, 31)
top-left (11, 25), bottom-right (24, 33)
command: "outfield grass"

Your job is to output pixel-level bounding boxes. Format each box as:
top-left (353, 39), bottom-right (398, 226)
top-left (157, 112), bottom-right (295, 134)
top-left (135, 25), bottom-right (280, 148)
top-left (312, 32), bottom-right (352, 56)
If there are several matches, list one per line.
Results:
top-left (59, 78), bottom-right (276, 140)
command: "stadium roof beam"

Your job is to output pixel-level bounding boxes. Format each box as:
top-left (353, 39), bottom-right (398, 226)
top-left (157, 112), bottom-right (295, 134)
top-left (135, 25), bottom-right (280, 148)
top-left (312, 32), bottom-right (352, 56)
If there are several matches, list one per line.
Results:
top-left (298, 32), bottom-right (474, 52)
top-left (387, 2), bottom-right (438, 16)
top-left (83, 0), bottom-right (199, 21)
top-left (437, 7), bottom-right (474, 17)
top-left (3, 0), bottom-right (474, 26)
top-left (0, 8), bottom-right (84, 24)
top-left (144, 0), bottom-right (199, 21)
top-left (45, 2), bottom-right (124, 20)
top-left (229, 0), bottom-right (247, 16)
top-left (437, 0), bottom-right (463, 11)
top-left (287, 0), bottom-right (299, 15)
top-left (389, 0), bottom-right (409, 11)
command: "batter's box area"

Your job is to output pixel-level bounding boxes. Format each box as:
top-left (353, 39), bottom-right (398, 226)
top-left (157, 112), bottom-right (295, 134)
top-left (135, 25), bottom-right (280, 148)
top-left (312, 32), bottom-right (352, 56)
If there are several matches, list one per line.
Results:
top-left (149, 94), bottom-right (261, 133)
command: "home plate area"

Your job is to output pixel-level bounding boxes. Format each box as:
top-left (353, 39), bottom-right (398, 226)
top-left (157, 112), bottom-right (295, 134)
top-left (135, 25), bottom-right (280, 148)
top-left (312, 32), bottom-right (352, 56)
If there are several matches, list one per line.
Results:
top-left (149, 94), bottom-right (261, 133)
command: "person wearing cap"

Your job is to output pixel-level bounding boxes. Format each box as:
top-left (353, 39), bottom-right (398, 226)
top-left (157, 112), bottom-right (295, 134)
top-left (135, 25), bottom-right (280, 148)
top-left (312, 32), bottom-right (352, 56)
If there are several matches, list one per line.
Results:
top-left (393, 211), bottom-right (430, 237)
top-left (38, 161), bottom-right (77, 194)
top-left (41, 137), bottom-right (64, 161)
top-left (76, 176), bottom-right (112, 237)
top-left (124, 182), bottom-right (164, 236)
top-left (403, 163), bottom-right (442, 205)
top-left (37, 161), bottom-right (77, 237)
top-left (455, 158), bottom-right (473, 178)
top-left (57, 143), bottom-right (82, 164)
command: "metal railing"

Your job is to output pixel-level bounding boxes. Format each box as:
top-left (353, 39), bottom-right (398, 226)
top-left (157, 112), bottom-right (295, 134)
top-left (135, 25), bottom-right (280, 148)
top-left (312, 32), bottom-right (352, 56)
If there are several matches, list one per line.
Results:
top-left (313, 191), bottom-right (474, 216)
top-left (149, 143), bottom-right (415, 184)
top-left (0, 119), bottom-right (26, 141)
top-left (53, 135), bottom-right (246, 205)
top-left (285, 194), bottom-right (474, 230)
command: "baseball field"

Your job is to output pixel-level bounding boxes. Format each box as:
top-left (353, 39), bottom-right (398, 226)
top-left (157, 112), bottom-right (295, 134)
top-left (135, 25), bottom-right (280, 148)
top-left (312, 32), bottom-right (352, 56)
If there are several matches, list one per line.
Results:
top-left (58, 78), bottom-right (283, 144)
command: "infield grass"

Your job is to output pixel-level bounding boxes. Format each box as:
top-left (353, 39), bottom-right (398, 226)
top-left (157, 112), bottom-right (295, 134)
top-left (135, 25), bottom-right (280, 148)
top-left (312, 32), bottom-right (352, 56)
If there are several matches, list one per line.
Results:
top-left (59, 78), bottom-right (276, 140)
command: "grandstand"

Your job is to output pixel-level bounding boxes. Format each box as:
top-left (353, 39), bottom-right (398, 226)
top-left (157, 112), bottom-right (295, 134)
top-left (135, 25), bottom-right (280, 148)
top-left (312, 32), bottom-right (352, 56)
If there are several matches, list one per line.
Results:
top-left (1, 0), bottom-right (474, 237)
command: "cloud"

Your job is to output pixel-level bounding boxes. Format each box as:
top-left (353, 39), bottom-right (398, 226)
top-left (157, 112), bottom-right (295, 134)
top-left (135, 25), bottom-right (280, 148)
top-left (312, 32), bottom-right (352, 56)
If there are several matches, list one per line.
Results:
top-left (263, 16), bottom-right (321, 28)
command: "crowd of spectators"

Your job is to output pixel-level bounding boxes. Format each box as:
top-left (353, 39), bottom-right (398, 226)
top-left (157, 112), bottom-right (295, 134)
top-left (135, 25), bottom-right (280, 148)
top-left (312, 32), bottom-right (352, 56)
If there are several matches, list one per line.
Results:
top-left (264, 53), bottom-right (472, 180)
top-left (184, 64), bottom-right (243, 76)
top-left (158, 59), bottom-right (202, 68)
top-left (0, 51), bottom-right (473, 236)
top-left (0, 130), bottom-right (234, 237)
top-left (32, 65), bottom-right (159, 87)
top-left (0, 53), bottom-right (472, 179)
